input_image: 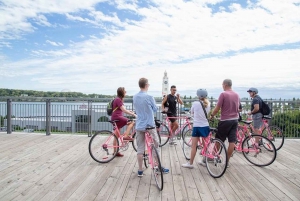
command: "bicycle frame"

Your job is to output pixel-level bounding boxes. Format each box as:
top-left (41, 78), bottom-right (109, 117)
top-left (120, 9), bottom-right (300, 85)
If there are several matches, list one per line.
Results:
top-left (235, 123), bottom-right (264, 154)
top-left (145, 131), bottom-right (155, 167)
top-left (163, 115), bottom-right (193, 137)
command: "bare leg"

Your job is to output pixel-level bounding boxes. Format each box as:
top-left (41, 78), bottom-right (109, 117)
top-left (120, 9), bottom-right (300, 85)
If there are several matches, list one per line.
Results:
top-left (254, 128), bottom-right (261, 144)
top-left (227, 142), bottom-right (235, 162)
top-left (123, 122), bottom-right (134, 137)
top-left (137, 154), bottom-right (143, 171)
top-left (171, 121), bottom-right (179, 136)
top-left (190, 137), bottom-right (199, 165)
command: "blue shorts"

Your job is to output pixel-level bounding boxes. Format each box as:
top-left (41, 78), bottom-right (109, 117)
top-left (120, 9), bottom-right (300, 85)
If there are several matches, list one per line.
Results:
top-left (192, 126), bottom-right (210, 138)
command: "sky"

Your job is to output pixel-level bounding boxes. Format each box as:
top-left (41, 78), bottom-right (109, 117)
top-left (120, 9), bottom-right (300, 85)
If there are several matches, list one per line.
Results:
top-left (0, 0), bottom-right (300, 100)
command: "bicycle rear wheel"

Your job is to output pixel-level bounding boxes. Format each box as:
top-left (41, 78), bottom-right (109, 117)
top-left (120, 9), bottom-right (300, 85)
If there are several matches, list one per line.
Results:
top-left (182, 129), bottom-right (193, 160)
top-left (144, 150), bottom-right (149, 168)
top-left (242, 134), bottom-right (276, 166)
top-left (89, 130), bottom-right (118, 163)
top-left (158, 123), bottom-right (170, 147)
top-left (205, 138), bottom-right (228, 178)
top-left (151, 145), bottom-right (163, 191)
top-left (262, 126), bottom-right (284, 151)
top-left (181, 123), bottom-right (193, 139)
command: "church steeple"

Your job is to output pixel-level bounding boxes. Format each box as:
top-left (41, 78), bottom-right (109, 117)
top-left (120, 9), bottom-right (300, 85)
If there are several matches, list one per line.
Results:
top-left (162, 71), bottom-right (169, 98)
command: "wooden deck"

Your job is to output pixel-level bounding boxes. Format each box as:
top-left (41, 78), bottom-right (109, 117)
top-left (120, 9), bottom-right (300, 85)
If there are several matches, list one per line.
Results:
top-left (0, 133), bottom-right (300, 201)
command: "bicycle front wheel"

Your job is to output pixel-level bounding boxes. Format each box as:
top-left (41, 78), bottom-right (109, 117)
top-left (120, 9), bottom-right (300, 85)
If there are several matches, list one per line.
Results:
top-left (89, 130), bottom-right (119, 163)
top-left (132, 132), bottom-right (137, 152)
top-left (182, 129), bottom-right (193, 160)
top-left (158, 123), bottom-right (170, 147)
top-left (242, 134), bottom-right (277, 167)
top-left (205, 138), bottom-right (228, 178)
top-left (151, 145), bottom-right (163, 191)
top-left (262, 126), bottom-right (284, 151)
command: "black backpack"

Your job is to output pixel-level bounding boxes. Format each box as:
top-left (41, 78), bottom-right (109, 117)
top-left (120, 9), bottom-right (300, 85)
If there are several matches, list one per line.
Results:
top-left (107, 99), bottom-right (118, 116)
top-left (260, 98), bottom-right (271, 115)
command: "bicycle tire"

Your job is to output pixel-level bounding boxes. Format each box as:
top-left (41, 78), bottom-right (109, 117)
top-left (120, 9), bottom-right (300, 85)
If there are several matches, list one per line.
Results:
top-left (181, 123), bottom-right (193, 139)
top-left (205, 138), bottom-right (228, 178)
top-left (89, 130), bottom-right (118, 163)
top-left (182, 129), bottom-right (193, 146)
top-left (151, 145), bottom-right (163, 191)
top-left (242, 134), bottom-right (277, 167)
top-left (262, 126), bottom-right (284, 151)
top-left (132, 132), bottom-right (137, 152)
top-left (158, 123), bottom-right (170, 147)
top-left (182, 129), bottom-right (193, 160)
top-left (144, 150), bottom-right (149, 168)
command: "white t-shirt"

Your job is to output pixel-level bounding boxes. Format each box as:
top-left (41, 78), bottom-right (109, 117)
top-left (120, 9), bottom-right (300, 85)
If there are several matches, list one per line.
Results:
top-left (191, 100), bottom-right (211, 127)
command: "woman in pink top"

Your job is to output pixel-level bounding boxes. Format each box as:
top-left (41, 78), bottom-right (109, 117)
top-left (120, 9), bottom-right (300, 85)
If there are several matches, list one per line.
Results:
top-left (111, 87), bottom-right (136, 156)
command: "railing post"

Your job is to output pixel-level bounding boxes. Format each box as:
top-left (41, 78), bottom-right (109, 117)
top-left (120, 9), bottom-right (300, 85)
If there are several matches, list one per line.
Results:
top-left (88, 100), bottom-right (92, 137)
top-left (46, 99), bottom-right (51, 135)
top-left (7, 99), bottom-right (12, 134)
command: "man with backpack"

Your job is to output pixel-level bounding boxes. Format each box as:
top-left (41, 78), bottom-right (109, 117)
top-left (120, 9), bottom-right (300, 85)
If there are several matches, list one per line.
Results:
top-left (247, 87), bottom-right (264, 146)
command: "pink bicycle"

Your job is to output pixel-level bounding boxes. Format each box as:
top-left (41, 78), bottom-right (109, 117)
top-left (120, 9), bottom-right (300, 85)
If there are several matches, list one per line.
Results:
top-left (158, 111), bottom-right (193, 146)
top-left (182, 128), bottom-right (228, 178)
top-left (234, 120), bottom-right (277, 166)
top-left (142, 126), bottom-right (164, 190)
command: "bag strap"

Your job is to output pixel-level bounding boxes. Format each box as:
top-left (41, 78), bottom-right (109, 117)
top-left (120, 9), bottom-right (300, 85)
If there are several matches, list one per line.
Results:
top-left (112, 98), bottom-right (118, 113)
top-left (199, 100), bottom-right (208, 119)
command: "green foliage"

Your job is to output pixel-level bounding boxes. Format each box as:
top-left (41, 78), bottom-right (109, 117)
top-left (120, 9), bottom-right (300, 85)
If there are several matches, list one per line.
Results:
top-left (0, 88), bottom-right (114, 98)
top-left (271, 110), bottom-right (300, 137)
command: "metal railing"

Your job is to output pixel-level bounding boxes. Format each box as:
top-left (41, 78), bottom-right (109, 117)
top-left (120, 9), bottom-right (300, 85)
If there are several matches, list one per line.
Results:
top-left (0, 97), bottom-right (299, 137)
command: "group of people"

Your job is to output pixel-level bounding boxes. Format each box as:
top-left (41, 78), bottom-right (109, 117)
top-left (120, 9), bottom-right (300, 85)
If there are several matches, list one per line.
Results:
top-left (110, 77), bottom-right (265, 176)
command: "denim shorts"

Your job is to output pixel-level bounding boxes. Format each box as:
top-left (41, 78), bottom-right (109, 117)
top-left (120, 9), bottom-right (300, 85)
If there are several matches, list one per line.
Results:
top-left (253, 113), bottom-right (263, 129)
top-left (192, 126), bottom-right (210, 138)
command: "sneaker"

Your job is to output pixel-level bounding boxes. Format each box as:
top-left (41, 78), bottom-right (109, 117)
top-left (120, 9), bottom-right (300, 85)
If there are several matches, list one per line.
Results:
top-left (138, 170), bottom-right (144, 177)
top-left (161, 167), bottom-right (169, 174)
top-left (182, 162), bottom-right (194, 169)
top-left (115, 152), bottom-right (124, 157)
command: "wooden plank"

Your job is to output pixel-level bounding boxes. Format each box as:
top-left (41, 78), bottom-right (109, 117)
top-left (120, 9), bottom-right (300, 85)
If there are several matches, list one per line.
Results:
top-left (0, 134), bottom-right (299, 201)
top-left (161, 144), bottom-right (176, 201)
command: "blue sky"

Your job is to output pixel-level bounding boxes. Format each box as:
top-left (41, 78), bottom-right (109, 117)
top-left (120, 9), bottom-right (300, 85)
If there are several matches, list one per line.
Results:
top-left (0, 0), bottom-right (300, 99)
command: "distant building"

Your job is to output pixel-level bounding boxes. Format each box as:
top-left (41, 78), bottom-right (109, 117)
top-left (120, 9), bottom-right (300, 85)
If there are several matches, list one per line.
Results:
top-left (162, 71), bottom-right (169, 98)
top-left (20, 94), bottom-right (28, 97)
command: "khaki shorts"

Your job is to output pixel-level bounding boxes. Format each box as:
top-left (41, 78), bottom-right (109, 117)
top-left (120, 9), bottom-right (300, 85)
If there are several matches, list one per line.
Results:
top-left (136, 129), bottom-right (160, 155)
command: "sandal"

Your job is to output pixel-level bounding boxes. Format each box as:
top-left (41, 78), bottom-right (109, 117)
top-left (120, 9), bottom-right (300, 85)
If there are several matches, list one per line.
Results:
top-left (115, 152), bottom-right (124, 157)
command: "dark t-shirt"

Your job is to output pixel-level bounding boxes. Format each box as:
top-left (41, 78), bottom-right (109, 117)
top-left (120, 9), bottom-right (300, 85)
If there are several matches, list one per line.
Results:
top-left (165, 94), bottom-right (178, 115)
top-left (251, 95), bottom-right (262, 114)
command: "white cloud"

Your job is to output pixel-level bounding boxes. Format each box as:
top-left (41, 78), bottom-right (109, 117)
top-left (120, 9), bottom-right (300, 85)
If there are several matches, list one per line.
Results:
top-left (45, 40), bottom-right (64, 46)
top-left (0, 0), bottom-right (299, 99)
